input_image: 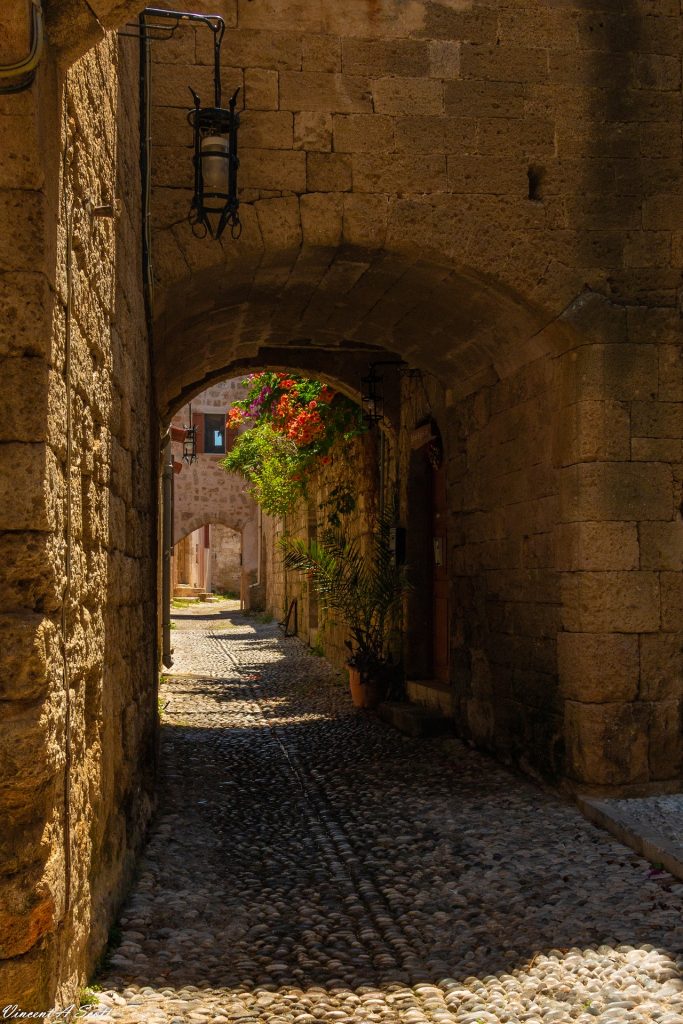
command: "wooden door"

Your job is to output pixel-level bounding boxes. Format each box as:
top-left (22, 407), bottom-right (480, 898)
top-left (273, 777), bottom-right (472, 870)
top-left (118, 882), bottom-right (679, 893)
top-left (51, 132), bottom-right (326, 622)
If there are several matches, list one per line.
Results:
top-left (432, 463), bottom-right (449, 683)
top-left (176, 536), bottom-right (190, 584)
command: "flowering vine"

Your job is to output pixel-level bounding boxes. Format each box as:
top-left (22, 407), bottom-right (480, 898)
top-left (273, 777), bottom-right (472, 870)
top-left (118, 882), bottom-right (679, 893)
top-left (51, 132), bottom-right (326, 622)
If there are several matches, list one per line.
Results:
top-left (222, 372), bottom-right (364, 517)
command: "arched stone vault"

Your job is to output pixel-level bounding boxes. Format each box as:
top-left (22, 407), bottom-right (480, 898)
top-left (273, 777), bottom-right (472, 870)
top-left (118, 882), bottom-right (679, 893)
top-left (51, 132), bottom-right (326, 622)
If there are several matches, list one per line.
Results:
top-left (154, 244), bottom-right (575, 425)
top-left (175, 512), bottom-right (249, 543)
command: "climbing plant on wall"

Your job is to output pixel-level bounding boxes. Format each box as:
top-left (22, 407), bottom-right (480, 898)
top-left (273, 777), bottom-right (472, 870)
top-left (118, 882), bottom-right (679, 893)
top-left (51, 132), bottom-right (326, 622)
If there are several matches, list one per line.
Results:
top-left (222, 372), bottom-right (364, 517)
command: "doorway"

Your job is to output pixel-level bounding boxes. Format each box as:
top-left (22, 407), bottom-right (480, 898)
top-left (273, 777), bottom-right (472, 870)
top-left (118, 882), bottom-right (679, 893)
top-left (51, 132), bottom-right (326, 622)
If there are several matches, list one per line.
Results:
top-left (405, 426), bottom-right (450, 687)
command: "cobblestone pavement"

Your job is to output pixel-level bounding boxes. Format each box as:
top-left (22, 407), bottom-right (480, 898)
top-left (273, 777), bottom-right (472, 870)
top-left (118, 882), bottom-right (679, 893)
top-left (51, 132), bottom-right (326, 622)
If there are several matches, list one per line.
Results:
top-left (94, 601), bottom-right (683, 1024)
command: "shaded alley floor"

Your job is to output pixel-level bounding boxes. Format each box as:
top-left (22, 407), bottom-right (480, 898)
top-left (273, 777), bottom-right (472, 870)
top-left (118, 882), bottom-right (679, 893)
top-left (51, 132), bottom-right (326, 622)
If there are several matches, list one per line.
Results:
top-left (95, 600), bottom-right (683, 1024)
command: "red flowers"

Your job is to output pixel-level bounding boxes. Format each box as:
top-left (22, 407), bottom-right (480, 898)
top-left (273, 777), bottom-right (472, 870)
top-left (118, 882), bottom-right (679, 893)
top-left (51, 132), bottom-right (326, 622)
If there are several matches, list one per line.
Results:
top-left (227, 370), bottom-right (362, 462)
top-left (223, 370), bottom-right (365, 517)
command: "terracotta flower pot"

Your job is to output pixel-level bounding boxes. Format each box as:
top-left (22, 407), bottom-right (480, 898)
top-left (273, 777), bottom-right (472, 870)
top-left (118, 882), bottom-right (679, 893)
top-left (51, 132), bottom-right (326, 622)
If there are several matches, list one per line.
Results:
top-left (348, 666), bottom-right (383, 709)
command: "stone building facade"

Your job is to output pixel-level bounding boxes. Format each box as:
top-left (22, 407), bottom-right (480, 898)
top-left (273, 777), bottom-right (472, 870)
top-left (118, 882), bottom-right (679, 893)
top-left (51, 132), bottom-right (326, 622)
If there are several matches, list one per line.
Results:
top-left (170, 377), bottom-right (259, 598)
top-left (209, 524), bottom-right (242, 595)
top-left (1, 0), bottom-right (682, 1009)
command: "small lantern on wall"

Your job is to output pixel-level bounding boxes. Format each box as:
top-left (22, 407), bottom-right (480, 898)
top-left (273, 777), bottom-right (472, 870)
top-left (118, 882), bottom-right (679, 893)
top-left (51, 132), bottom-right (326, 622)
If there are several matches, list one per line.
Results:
top-left (182, 405), bottom-right (197, 464)
top-left (360, 361), bottom-right (407, 426)
top-left (361, 366), bottom-right (384, 426)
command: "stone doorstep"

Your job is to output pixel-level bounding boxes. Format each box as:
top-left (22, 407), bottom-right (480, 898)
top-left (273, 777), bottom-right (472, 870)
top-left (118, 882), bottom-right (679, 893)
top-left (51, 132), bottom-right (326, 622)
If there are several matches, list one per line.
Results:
top-left (577, 795), bottom-right (683, 884)
top-left (173, 587), bottom-right (211, 599)
top-left (376, 700), bottom-right (453, 739)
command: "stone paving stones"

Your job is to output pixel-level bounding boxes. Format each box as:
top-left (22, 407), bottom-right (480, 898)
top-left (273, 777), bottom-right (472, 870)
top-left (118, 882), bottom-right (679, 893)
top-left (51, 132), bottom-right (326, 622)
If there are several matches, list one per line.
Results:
top-left (94, 600), bottom-right (683, 1024)
top-left (592, 795), bottom-right (683, 858)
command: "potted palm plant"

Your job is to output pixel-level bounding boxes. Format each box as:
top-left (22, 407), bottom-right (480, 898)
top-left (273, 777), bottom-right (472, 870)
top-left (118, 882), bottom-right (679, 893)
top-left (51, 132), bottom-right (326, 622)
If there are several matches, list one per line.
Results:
top-left (281, 507), bottom-right (408, 708)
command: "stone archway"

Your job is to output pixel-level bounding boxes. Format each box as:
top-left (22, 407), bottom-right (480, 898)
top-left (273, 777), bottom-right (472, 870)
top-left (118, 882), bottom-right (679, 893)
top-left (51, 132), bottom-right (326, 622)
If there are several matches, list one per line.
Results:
top-left (149, 235), bottom-right (683, 799)
top-left (153, 246), bottom-right (564, 426)
top-left (148, 239), bottom-right (602, 788)
top-left (173, 516), bottom-right (247, 599)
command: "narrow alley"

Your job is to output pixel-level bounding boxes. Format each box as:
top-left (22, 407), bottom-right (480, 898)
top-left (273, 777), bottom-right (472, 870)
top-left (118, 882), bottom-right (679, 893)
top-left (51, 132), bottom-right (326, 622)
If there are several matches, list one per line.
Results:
top-left (94, 601), bottom-right (683, 1024)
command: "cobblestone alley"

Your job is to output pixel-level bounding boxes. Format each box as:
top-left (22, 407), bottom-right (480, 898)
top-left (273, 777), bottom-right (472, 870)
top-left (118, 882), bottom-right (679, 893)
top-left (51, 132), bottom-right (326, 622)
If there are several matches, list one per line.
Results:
top-left (94, 601), bottom-right (683, 1024)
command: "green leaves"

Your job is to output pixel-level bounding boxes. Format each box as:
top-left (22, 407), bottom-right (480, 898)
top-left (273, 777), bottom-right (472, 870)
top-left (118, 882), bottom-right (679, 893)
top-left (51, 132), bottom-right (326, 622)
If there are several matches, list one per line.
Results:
top-left (222, 374), bottom-right (365, 517)
top-left (222, 423), bottom-right (303, 517)
top-left (280, 505), bottom-right (408, 668)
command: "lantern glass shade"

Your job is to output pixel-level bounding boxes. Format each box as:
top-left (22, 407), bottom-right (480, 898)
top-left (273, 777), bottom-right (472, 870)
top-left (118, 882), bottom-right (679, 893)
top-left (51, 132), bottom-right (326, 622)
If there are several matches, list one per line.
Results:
top-left (361, 368), bottom-right (384, 424)
top-left (188, 88), bottom-right (241, 239)
top-left (200, 134), bottom-right (229, 207)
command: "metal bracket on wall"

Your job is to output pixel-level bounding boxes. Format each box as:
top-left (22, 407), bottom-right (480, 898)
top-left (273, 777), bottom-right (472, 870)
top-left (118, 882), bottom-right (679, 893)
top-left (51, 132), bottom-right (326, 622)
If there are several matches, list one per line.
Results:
top-left (279, 599), bottom-right (298, 638)
top-left (0, 0), bottom-right (44, 94)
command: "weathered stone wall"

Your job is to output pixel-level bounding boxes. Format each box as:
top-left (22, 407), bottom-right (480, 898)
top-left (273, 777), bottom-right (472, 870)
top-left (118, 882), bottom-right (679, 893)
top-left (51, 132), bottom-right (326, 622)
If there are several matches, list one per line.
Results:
top-left (444, 353), bottom-right (564, 780)
top-left (262, 323), bottom-right (683, 794)
top-left (150, 0), bottom-right (682, 384)
top-left (171, 379), bottom-right (257, 543)
top-left (210, 524), bottom-right (242, 595)
top-left (263, 428), bottom-right (382, 672)
top-left (0, 24), bottom-right (155, 1010)
top-left (555, 299), bottom-right (683, 791)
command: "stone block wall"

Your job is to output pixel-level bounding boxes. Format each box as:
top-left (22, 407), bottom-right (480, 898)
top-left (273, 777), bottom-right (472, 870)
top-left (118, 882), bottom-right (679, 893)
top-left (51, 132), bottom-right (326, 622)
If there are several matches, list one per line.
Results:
top-left (149, 0), bottom-right (682, 329)
top-left (555, 299), bottom-right (683, 791)
top-left (0, 25), bottom-right (155, 1010)
top-left (263, 428), bottom-right (382, 672)
top-left (210, 524), bottom-right (242, 595)
top-left (446, 353), bottom-right (564, 780)
top-left (171, 379), bottom-right (257, 544)
top-left (444, 293), bottom-right (683, 792)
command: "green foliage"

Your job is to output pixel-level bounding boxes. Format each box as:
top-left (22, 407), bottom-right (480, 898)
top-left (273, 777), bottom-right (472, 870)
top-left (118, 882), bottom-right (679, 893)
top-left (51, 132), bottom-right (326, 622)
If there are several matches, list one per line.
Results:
top-left (222, 373), bottom-right (365, 518)
top-left (319, 483), bottom-right (356, 527)
top-left (223, 423), bottom-right (303, 517)
top-left (79, 986), bottom-right (101, 1007)
top-left (281, 505), bottom-right (408, 672)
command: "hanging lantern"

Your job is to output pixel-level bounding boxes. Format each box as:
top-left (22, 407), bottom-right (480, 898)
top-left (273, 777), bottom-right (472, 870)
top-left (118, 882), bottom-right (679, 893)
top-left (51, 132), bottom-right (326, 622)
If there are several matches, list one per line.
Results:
top-left (361, 365), bottom-right (384, 426)
top-left (188, 86), bottom-right (241, 240)
top-left (120, 8), bottom-right (241, 241)
top-left (182, 405), bottom-right (197, 464)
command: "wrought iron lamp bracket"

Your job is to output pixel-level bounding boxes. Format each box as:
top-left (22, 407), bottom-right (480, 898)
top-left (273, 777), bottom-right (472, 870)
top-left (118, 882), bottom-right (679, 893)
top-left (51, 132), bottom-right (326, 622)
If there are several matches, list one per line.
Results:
top-left (120, 6), bottom-right (241, 241)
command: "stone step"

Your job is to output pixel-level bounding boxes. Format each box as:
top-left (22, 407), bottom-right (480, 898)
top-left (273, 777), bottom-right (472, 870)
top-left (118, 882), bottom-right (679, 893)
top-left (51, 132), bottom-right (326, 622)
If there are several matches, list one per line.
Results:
top-left (173, 587), bottom-right (211, 600)
top-left (376, 700), bottom-right (453, 738)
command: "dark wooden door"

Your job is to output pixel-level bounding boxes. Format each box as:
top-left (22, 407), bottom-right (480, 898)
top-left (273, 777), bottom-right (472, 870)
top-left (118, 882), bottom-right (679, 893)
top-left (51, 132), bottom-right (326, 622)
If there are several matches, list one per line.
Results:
top-left (432, 463), bottom-right (449, 683)
top-left (176, 536), bottom-right (190, 584)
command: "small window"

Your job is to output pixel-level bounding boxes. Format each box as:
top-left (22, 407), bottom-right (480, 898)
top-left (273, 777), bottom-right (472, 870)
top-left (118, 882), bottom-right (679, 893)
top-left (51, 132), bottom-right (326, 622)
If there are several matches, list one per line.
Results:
top-left (204, 413), bottom-right (226, 454)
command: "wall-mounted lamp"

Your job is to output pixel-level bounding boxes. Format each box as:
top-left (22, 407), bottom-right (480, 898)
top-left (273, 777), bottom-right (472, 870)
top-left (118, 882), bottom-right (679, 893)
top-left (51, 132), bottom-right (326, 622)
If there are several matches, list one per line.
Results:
top-left (188, 84), bottom-right (240, 240)
top-left (360, 361), bottom-right (406, 426)
top-left (361, 366), bottom-right (384, 426)
top-left (182, 404), bottom-right (198, 464)
top-left (121, 7), bottom-right (241, 241)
